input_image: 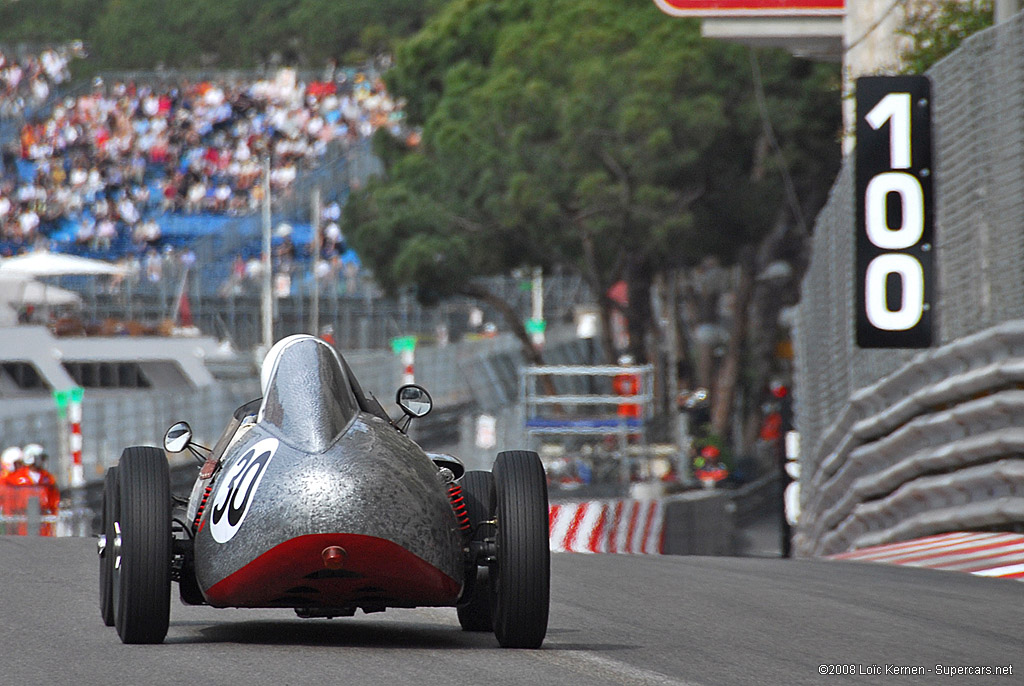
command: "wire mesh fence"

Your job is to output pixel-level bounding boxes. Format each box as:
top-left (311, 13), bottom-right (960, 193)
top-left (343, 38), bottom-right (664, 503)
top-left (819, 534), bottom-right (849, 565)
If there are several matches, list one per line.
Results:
top-left (795, 14), bottom-right (1024, 497)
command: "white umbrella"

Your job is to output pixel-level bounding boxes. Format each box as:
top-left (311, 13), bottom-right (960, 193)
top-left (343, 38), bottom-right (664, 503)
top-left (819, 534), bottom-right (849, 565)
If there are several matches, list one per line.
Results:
top-left (0, 250), bottom-right (129, 277)
top-left (0, 274), bottom-right (82, 306)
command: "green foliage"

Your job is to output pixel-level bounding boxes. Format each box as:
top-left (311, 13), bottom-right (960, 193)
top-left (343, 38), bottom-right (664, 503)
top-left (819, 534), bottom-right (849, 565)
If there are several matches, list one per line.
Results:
top-left (0, 0), bottom-right (449, 68)
top-left (0, 0), bottom-right (106, 43)
top-left (346, 0), bottom-right (841, 330)
top-left (899, 0), bottom-right (993, 74)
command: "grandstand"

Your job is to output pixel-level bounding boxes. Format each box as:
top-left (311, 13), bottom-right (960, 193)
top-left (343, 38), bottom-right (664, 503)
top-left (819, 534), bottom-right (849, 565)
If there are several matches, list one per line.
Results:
top-left (0, 60), bottom-right (590, 351)
top-left (0, 63), bottom-right (391, 298)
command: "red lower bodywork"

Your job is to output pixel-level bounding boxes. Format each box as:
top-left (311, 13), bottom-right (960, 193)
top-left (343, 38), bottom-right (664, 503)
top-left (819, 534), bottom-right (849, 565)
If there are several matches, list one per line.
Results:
top-left (203, 533), bottom-right (462, 609)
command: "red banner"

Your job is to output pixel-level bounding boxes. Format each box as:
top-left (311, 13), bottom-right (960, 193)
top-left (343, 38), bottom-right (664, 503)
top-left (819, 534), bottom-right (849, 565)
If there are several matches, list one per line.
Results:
top-left (654, 0), bottom-right (843, 16)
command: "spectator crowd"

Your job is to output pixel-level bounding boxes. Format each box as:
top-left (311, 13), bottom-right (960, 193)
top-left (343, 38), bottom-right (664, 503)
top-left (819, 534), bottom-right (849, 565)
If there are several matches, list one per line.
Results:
top-left (0, 43), bottom-right (81, 120)
top-left (0, 57), bottom-right (407, 281)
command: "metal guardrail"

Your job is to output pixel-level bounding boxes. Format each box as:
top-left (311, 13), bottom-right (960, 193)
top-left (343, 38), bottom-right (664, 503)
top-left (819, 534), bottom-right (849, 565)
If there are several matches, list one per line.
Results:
top-left (795, 322), bottom-right (1024, 556)
top-left (77, 272), bottom-right (592, 351)
top-left (1, 328), bottom-right (590, 490)
top-left (82, 381), bottom-right (260, 485)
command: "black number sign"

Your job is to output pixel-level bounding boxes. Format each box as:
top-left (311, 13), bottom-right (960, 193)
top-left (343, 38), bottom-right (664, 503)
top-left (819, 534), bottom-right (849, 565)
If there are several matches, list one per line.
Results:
top-left (855, 76), bottom-right (934, 348)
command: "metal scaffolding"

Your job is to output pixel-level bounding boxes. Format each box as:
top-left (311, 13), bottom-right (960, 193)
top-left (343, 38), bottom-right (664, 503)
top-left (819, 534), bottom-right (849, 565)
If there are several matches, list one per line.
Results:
top-left (521, 364), bottom-right (655, 486)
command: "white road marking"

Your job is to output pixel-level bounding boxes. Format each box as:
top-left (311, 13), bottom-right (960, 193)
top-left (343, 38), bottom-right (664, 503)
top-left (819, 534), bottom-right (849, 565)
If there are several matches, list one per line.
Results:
top-left (534, 648), bottom-right (704, 686)
top-left (972, 562), bottom-right (1024, 577)
top-left (410, 606), bottom-right (701, 685)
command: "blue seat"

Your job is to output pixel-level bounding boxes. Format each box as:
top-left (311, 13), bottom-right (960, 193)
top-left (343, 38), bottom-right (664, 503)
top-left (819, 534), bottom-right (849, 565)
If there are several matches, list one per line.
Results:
top-left (16, 159), bottom-right (36, 183)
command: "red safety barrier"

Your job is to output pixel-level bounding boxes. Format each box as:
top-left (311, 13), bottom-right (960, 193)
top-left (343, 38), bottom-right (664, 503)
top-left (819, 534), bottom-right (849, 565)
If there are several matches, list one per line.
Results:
top-left (548, 499), bottom-right (664, 554)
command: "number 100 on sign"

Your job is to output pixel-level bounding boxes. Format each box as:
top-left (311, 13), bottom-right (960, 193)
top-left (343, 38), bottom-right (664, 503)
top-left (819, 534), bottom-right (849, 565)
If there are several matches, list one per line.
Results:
top-left (855, 76), bottom-right (934, 349)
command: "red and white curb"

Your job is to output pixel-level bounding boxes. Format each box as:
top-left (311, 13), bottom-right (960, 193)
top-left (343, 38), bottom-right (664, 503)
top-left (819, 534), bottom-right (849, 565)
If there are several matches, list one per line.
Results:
top-left (829, 532), bottom-right (1024, 581)
top-left (548, 500), bottom-right (664, 554)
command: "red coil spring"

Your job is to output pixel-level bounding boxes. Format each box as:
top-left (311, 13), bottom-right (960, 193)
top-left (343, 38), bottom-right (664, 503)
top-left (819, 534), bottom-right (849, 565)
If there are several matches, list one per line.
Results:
top-left (193, 485), bottom-right (214, 530)
top-left (448, 483), bottom-right (471, 532)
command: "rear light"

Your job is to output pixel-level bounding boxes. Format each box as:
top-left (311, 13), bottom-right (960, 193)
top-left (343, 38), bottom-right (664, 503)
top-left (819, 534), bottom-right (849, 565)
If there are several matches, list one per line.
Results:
top-left (322, 546), bottom-right (347, 569)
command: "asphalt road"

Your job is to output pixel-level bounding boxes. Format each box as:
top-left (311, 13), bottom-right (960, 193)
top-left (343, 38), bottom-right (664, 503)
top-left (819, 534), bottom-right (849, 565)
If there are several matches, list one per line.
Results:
top-left (1, 536), bottom-right (1019, 686)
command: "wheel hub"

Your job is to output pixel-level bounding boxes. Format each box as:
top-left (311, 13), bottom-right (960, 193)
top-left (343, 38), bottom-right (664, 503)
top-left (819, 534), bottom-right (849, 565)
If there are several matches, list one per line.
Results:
top-left (113, 521), bottom-right (123, 570)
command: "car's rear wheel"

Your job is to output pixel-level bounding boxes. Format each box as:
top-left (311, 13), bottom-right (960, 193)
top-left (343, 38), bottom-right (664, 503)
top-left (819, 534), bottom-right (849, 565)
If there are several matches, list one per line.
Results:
top-left (491, 450), bottom-right (550, 648)
top-left (113, 446), bottom-right (172, 644)
top-left (457, 470), bottom-right (495, 632)
top-left (98, 466), bottom-right (118, 627)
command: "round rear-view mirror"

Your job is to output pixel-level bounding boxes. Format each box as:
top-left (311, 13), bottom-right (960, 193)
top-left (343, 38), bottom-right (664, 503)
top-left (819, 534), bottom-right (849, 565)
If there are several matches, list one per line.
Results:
top-left (164, 421), bottom-right (193, 453)
top-left (396, 385), bottom-right (433, 418)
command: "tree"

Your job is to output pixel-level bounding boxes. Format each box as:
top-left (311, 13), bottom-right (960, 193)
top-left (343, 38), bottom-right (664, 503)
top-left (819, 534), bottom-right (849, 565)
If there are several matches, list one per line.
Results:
top-left (286, 0), bottom-right (449, 66)
top-left (0, 0), bottom-right (106, 45)
top-left (899, 0), bottom-right (993, 74)
top-left (346, 0), bottom-right (841, 395)
top-left (0, 0), bottom-right (451, 70)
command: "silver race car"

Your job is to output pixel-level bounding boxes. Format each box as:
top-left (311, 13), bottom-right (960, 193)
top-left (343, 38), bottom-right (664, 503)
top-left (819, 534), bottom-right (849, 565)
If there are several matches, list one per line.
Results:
top-left (97, 334), bottom-right (549, 647)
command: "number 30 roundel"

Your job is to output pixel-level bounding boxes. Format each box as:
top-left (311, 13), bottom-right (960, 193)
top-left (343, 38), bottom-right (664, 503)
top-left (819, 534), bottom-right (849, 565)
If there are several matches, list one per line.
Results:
top-left (209, 437), bottom-right (278, 544)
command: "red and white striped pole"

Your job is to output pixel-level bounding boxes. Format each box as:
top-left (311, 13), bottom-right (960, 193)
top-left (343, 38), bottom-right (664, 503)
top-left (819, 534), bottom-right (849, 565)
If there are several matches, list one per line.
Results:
top-left (401, 347), bottom-right (415, 385)
top-left (69, 388), bottom-right (84, 487)
top-left (392, 336), bottom-right (417, 385)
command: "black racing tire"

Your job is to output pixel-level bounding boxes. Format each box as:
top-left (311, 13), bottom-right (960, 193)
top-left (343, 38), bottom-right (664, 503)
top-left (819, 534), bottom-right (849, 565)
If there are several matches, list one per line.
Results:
top-left (113, 446), bottom-right (172, 644)
top-left (457, 470), bottom-right (494, 632)
top-left (99, 466), bottom-right (119, 627)
top-left (491, 450), bottom-right (550, 648)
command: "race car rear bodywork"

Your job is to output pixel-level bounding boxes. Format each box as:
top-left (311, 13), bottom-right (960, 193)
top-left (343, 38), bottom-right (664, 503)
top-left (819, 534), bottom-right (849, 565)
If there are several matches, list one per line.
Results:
top-left (188, 337), bottom-right (464, 610)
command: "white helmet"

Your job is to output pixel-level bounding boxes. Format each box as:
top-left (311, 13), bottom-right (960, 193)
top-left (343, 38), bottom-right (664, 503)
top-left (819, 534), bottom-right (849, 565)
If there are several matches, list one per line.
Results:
top-left (1, 446), bottom-right (24, 471)
top-left (23, 443), bottom-right (46, 466)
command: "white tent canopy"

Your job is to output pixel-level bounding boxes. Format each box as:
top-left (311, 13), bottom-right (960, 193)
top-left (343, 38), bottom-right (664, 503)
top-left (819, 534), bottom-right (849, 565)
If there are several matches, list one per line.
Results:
top-left (0, 250), bottom-right (129, 277)
top-left (0, 272), bottom-right (82, 327)
top-left (0, 274), bottom-right (83, 306)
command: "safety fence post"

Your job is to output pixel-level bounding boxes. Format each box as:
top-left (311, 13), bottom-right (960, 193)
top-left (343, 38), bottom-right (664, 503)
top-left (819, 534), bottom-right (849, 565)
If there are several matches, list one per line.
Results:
top-left (68, 387), bottom-right (85, 488)
top-left (391, 335), bottom-right (417, 385)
